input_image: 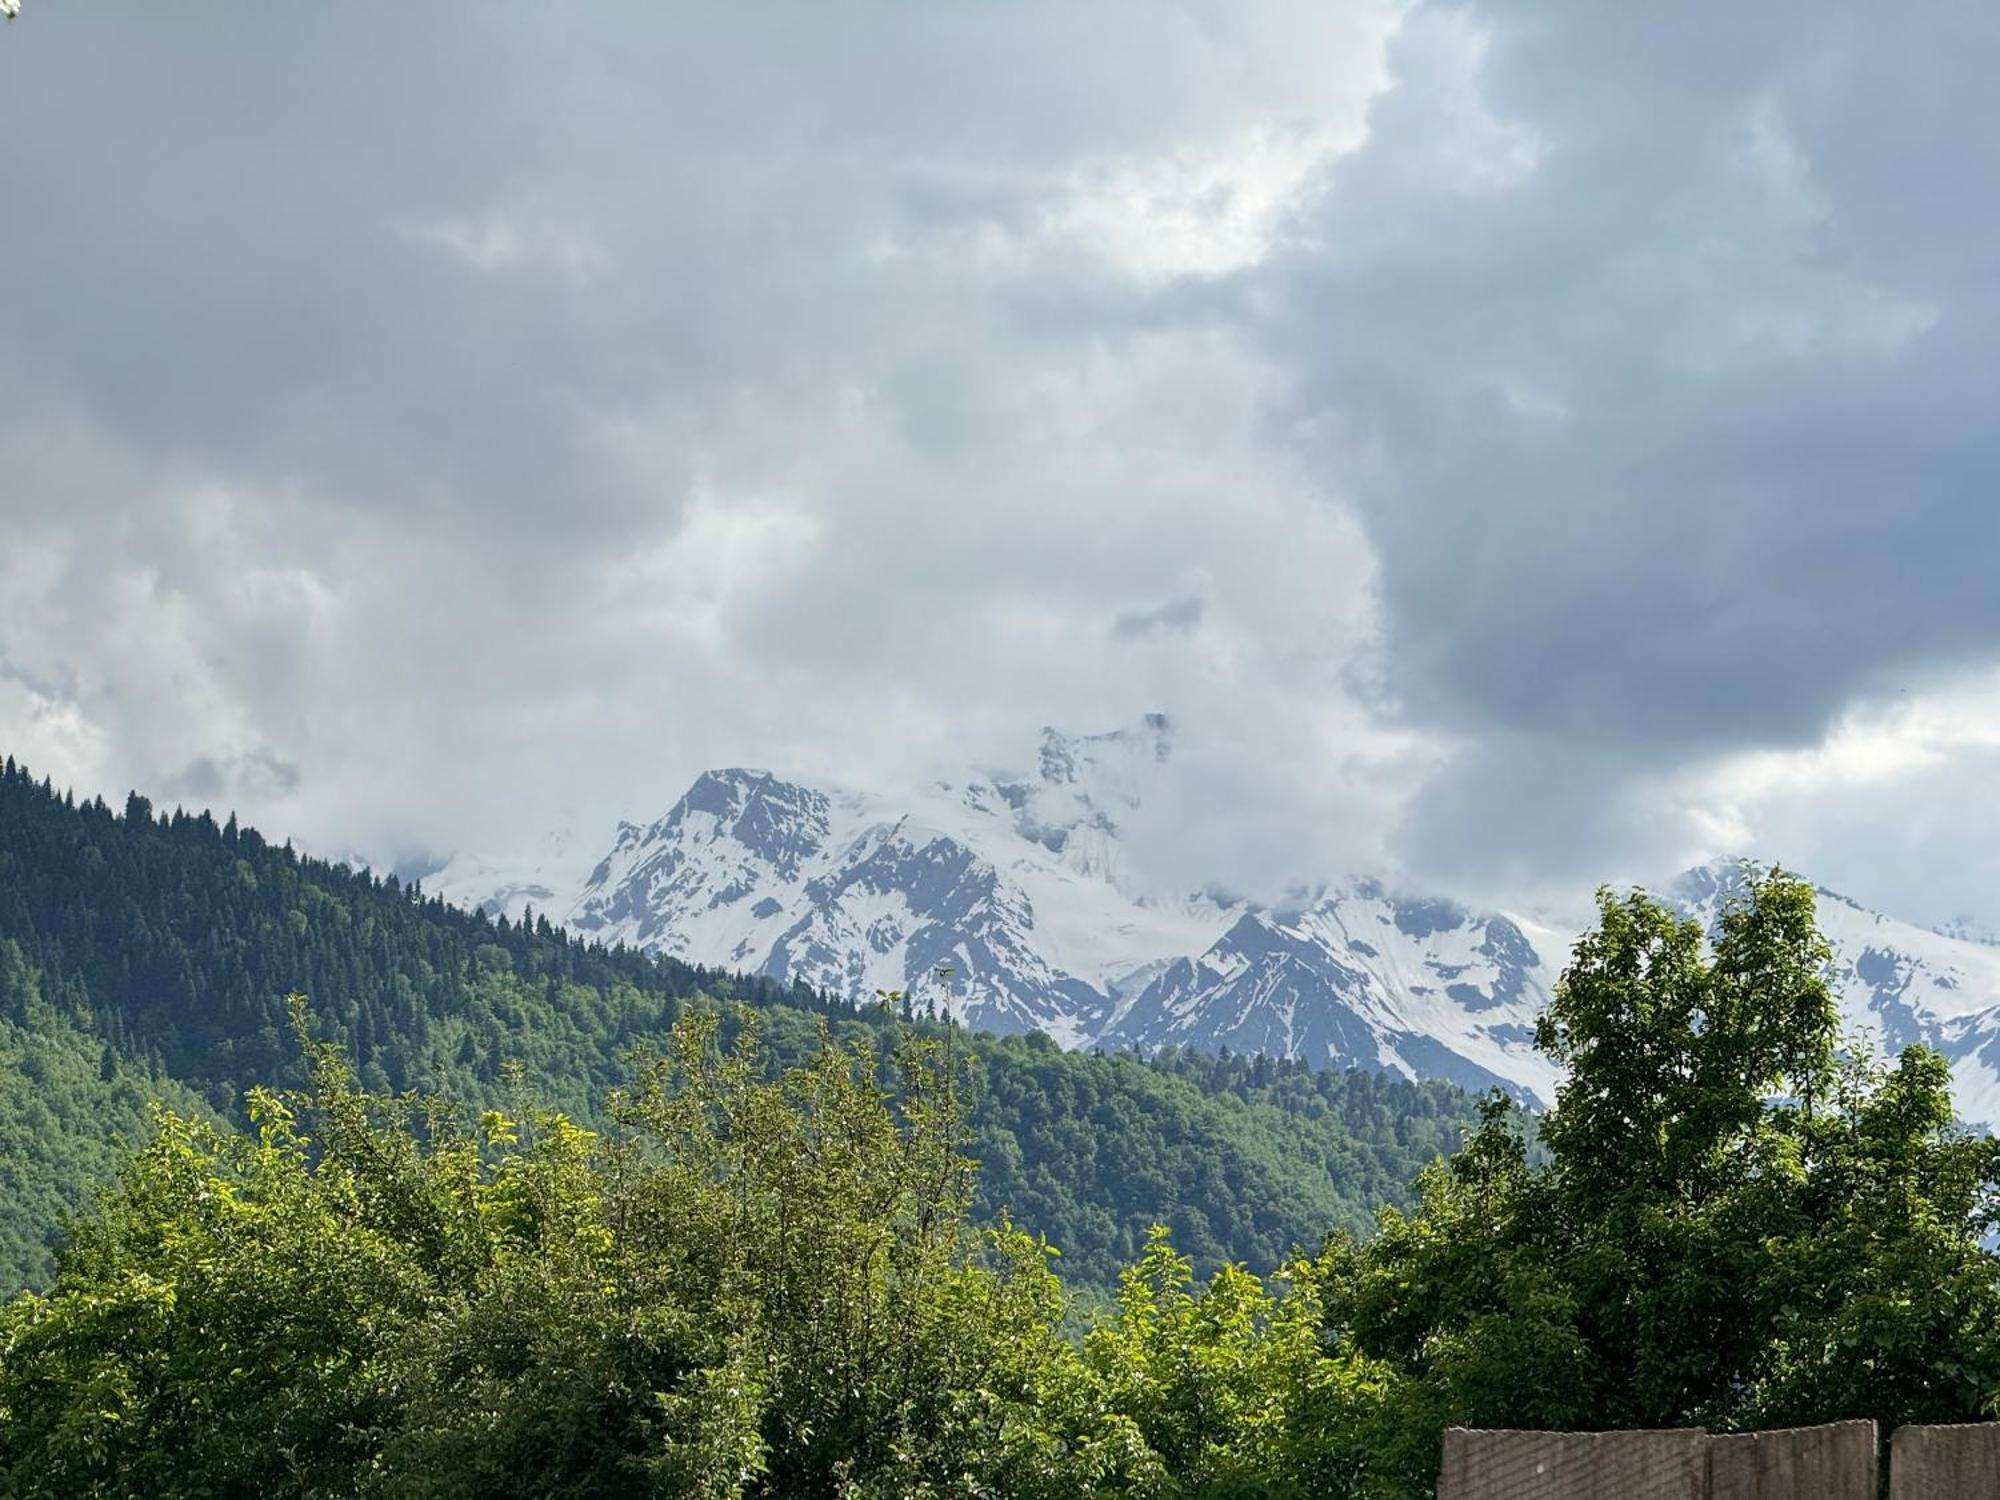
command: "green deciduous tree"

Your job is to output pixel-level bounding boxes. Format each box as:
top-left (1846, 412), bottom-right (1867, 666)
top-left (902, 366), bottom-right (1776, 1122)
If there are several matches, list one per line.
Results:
top-left (0, 1005), bottom-right (1131, 1497)
top-left (1321, 869), bottom-right (2000, 1494)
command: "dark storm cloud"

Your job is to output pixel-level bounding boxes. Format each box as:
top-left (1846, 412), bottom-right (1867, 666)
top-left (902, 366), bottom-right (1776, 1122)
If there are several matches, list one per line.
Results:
top-left (1237, 0), bottom-right (2000, 889)
top-left (1269, 1), bottom-right (2000, 757)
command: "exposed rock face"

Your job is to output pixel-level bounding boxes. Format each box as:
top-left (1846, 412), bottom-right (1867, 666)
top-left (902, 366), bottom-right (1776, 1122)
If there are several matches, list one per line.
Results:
top-left (434, 725), bottom-right (2000, 1127)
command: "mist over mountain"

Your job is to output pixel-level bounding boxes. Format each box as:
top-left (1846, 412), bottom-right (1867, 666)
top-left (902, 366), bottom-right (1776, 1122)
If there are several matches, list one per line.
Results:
top-left (435, 718), bottom-right (2000, 1130)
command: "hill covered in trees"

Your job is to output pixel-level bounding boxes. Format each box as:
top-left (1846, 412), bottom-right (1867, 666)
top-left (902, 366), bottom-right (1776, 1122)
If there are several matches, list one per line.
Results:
top-left (0, 757), bottom-right (1473, 1295)
top-left (5, 871), bottom-right (1998, 1498)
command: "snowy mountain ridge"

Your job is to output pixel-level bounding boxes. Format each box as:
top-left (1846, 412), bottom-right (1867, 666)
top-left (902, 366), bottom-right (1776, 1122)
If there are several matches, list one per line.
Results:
top-left (429, 719), bottom-right (2000, 1129)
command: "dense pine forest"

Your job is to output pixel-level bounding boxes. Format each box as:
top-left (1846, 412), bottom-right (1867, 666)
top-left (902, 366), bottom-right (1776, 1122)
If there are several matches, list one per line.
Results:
top-left (0, 758), bottom-right (1471, 1296)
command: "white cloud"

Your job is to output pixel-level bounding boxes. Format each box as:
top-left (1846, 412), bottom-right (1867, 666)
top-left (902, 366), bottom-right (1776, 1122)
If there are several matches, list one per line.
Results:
top-left (1054, 119), bottom-right (1365, 281)
top-left (0, 676), bottom-right (105, 791)
top-left (606, 494), bottom-right (824, 653)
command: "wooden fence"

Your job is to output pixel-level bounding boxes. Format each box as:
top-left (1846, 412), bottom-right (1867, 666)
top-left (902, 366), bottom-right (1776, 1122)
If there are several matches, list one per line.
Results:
top-left (1889, 1423), bottom-right (2000, 1498)
top-left (1708, 1420), bottom-right (1876, 1500)
top-left (1439, 1419), bottom-right (2000, 1498)
top-left (1438, 1427), bottom-right (1711, 1500)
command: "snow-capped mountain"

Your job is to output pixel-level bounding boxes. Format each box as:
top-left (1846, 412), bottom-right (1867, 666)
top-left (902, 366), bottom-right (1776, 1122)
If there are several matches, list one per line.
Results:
top-left (1099, 887), bottom-right (1563, 1103)
top-left (431, 719), bottom-right (2000, 1129)
top-left (561, 718), bottom-right (1238, 1047)
top-left (437, 717), bottom-right (1566, 1100)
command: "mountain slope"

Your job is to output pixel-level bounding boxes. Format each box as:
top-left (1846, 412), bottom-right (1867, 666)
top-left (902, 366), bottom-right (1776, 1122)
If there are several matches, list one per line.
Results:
top-left (1099, 885), bottom-right (1561, 1102)
top-left (528, 719), bottom-right (1564, 1100)
top-left (561, 719), bottom-right (1240, 1045)
top-left (0, 943), bottom-right (217, 1291)
top-left (468, 724), bottom-right (2000, 1132)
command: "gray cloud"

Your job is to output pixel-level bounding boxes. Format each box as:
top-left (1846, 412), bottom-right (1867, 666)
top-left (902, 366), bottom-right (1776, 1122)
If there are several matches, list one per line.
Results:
top-left (1112, 596), bottom-right (1206, 641)
top-left (158, 750), bottom-right (302, 807)
top-left (1253, 0), bottom-right (2000, 892)
top-left (5, 2), bottom-right (2000, 921)
top-left (0, 2), bottom-right (1394, 880)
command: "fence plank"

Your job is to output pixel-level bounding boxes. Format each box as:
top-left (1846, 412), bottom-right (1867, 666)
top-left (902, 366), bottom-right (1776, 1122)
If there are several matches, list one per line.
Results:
top-left (1889, 1423), bottom-right (2000, 1499)
top-left (1439, 1428), bottom-right (1708, 1500)
top-left (1707, 1420), bottom-right (1876, 1500)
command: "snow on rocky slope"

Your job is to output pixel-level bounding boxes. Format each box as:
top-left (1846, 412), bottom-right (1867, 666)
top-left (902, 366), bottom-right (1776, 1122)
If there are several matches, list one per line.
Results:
top-left (435, 718), bottom-right (1565, 1100)
top-left (558, 718), bottom-right (1236, 1045)
top-left (422, 823), bottom-right (589, 925)
top-left (1097, 886), bottom-right (1563, 1103)
top-left (429, 720), bottom-right (2000, 1128)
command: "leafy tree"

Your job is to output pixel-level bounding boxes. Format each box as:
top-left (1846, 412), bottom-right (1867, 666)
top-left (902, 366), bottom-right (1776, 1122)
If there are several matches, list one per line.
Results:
top-left (1, 1002), bottom-right (1219, 1497)
top-left (0, 999), bottom-right (1416, 1498)
top-left (1080, 1227), bottom-right (1400, 1498)
top-left (1321, 869), bottom-right (2000, 1493)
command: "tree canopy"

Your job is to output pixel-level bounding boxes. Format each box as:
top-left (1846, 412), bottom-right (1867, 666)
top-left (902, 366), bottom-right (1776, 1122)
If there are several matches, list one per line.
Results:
top-left (5, 855), bottom-right (2000, 1496)
top-left (1324, 872), bottom-right (2000, 1485)
top-left (0, 1005), bottom-right (1393, 1497)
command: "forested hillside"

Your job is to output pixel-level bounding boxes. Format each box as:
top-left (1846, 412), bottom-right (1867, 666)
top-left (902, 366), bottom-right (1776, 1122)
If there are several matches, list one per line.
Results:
top-left (0, 947), bottom-right (214, 1292)
top-left (0, 758), bottom-right (1473, 1294)
top-left (7, 872), bottom-right (1998, 1498)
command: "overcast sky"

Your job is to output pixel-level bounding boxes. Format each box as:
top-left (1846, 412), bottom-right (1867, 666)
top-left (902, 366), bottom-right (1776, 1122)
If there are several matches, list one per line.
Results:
top-left (5, 2), bottom-right (2000, 927)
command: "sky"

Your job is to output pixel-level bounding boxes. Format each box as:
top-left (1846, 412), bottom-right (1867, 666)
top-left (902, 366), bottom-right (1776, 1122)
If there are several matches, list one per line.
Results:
top-left (4, 2), bottom-right (2000, 929)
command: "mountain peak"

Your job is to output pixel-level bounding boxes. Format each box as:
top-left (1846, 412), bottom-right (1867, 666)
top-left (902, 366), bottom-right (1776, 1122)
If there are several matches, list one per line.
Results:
top-left (436, 730), bottom-right (2000, 1131)
top-left (1035, 714), bottom-right (1174, 786)
top-left (677, 766), bottom-right (780, 812)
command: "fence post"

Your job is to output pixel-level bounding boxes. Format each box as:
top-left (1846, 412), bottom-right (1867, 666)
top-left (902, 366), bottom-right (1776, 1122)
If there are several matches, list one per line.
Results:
top-left (1438, 1428), bottom-right (1707, 1499)
top-left (1707, 1420), bottom-right (1876, 1500)
top-left (1889, 1423), bottom-right (2000, 1498)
